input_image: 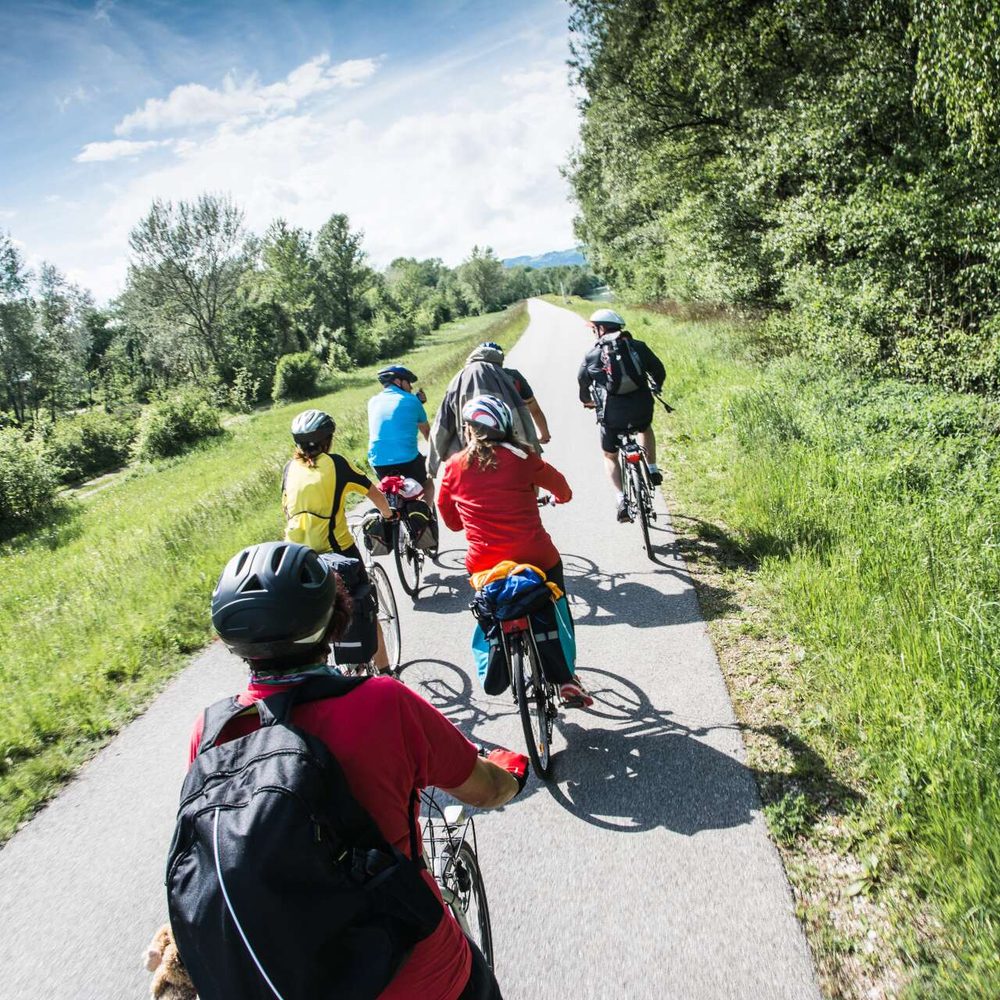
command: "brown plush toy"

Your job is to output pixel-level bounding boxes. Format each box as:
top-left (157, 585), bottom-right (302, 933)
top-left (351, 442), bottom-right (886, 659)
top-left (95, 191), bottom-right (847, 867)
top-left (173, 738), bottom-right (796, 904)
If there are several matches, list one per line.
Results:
top-left (143, 923), bottom-right (197, 1000)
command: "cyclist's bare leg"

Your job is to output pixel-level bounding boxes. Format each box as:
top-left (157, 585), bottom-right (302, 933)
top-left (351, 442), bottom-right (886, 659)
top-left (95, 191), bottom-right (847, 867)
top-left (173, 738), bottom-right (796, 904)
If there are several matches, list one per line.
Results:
top-left (604, 450), bottom-right (622, 490)
top-left (423, 477), bottom-right (436, 512)
top-left (638, 427), bottom-right (657, 467)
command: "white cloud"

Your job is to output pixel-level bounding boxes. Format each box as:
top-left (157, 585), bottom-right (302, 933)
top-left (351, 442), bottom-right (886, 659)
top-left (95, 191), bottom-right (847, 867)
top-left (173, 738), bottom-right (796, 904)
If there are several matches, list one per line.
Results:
top-left (94, 0), bottom-right (113, 23)
top-left (115, 54), bottom-right (379, 135)
top-left (75, 139), bottom-right (166, 163)
top-left (57, 85), bottom-right (94, 113)
top-left (76, 58), bottom-right (578, 298)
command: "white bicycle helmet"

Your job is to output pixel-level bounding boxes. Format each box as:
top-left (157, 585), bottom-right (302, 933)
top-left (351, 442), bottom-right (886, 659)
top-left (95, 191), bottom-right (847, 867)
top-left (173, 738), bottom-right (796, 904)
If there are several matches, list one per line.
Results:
top-left (589, 308), bottom-right (625, 328)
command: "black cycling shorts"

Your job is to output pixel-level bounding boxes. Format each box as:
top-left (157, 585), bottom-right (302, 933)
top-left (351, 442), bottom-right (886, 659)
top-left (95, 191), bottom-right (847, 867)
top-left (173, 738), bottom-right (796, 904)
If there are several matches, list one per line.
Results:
top-left (372, 453), bottom-right (427, 484)
top-left (599, 417), bottom-right (651, 454)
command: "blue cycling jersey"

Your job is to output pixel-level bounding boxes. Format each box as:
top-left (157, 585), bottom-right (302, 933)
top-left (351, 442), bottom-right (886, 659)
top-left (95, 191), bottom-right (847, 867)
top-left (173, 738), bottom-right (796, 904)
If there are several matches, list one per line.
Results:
top-left (367, 385), bottom-right (428, 467)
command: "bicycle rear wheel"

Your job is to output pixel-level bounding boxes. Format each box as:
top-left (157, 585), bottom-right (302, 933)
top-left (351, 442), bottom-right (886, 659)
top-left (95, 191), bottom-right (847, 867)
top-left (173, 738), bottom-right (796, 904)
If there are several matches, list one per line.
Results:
top-left (633, 464), bottom-right (653, 560)
top-left (446, 842), bottom-right (494, 969)
top-left (511, 633), bottom-right (552, 778)
top-left (370, 563), bottom-right (401, 671)
top-left (393, 520), bottom-right (423, 597)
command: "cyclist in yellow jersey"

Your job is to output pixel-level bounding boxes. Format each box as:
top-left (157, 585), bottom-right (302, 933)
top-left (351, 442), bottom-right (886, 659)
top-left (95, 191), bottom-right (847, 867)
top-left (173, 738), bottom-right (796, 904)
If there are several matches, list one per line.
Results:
top-left (282, 409), bottom-right (396, 672)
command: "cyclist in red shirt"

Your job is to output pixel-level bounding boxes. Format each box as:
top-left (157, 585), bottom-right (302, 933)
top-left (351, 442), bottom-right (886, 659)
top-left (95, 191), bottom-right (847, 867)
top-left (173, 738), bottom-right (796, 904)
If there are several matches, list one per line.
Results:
top-left (190, 540), bottom-right (529, 999)
top-left (437, 394), bottom-right (591, 707)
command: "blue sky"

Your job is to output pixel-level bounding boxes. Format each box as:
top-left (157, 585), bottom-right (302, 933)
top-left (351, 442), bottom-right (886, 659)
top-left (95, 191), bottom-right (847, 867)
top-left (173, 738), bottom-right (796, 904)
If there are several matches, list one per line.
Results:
top-left (0, 0), bottom-right (580, 301)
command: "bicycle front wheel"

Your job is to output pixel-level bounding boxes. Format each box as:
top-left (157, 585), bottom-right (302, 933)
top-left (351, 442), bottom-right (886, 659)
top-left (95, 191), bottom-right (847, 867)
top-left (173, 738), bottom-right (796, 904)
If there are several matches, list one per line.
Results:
top-left (393, 520), bottom-right (423, 597)
top-left (511, 634), bottom-right (552, 778)
top-left (370, 563), bottom-right (401, 671)
top-left (446, 842), bottom-right (494, 969)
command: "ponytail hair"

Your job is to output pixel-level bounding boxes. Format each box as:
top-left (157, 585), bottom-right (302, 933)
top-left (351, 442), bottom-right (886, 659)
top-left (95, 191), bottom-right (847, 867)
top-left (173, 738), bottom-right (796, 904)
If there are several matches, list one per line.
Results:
top-left (293, 434), bottom-right (333, 468)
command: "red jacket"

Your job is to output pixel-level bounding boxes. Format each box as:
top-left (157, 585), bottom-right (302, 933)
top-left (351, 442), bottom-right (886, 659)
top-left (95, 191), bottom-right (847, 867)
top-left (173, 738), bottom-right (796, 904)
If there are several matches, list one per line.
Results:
top-left (437, 443), bottom-right (572, 575)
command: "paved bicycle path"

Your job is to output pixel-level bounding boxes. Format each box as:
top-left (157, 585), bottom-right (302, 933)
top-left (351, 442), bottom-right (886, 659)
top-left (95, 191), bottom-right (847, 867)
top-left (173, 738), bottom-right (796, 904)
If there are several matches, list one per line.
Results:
top-left (0, 297), bottom-right (820, 999)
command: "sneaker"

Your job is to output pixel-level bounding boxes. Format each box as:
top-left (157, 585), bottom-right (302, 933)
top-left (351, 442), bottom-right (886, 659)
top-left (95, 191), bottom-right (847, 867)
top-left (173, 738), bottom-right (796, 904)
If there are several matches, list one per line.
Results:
top-left (648, 469), bottom-right (663, 486)
top-left (616, 496), bottom-right (632, 523)
top-left (559, 680), bottom-right (594, 709)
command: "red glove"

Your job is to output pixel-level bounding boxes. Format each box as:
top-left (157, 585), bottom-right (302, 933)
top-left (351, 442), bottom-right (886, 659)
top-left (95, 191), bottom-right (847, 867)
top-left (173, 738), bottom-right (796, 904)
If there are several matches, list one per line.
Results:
top-left (486, 748), bottom-right (530, 796)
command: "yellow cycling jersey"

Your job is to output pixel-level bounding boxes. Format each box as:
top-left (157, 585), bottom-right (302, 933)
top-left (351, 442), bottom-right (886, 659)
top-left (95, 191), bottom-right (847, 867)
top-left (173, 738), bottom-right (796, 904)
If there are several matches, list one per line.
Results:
top-left (282, 452), bottom-right (372, 553)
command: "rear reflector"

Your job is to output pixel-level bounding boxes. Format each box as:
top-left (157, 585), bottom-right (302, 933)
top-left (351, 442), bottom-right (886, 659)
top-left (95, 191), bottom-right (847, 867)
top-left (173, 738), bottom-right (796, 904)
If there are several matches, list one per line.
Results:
top-left (501, 617), bottom-right (530, 634)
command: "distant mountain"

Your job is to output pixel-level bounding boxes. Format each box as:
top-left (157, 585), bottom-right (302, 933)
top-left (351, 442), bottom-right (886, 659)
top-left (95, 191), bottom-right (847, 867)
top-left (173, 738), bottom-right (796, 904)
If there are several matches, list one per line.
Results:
top-left (501, 248), bottom-right (586, 270)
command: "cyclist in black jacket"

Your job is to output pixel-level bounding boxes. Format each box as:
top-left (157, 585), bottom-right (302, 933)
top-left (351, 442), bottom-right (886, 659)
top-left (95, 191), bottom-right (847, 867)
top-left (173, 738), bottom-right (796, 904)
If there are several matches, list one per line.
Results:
top-left (578, 308), bottom-right (666, 522)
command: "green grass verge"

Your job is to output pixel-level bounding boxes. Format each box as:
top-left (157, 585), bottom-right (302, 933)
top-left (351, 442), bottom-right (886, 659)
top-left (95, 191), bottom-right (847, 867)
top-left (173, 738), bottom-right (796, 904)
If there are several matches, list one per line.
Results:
top-left (544, 295), bottom-right (1000, 999)
top-left (0, 304), bottom-right (529, 842)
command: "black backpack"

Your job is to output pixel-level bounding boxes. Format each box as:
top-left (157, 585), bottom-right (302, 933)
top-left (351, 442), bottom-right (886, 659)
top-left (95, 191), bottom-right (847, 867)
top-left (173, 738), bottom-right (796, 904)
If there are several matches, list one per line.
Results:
top-left (166, 675), bottom-right (443, 1000)
top-left (599, 334), bottom-right (645, 395)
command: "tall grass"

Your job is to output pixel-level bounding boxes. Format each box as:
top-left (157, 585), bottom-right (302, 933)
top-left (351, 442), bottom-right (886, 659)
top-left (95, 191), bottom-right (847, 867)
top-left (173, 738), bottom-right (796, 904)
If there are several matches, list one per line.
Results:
top-left (548, 296), bottom-right (1000, 997)
top-left (0, 304), bottom-right (528, 841)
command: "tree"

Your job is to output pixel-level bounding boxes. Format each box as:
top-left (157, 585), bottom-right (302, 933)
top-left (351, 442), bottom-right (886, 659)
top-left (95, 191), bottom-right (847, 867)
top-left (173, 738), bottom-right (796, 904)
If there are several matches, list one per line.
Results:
top-left (314, 213), bottom-right (373, 353)
top-left (32, 263), bottom-right (93, 417)
top-left (459, 246), bottom-right (506, 314)
top-left (124, 194), bottom-right (251, 372)
top-left (249, 219), bottom-right (317, 350)
top-left (0, 233), bottom-right (36, 425)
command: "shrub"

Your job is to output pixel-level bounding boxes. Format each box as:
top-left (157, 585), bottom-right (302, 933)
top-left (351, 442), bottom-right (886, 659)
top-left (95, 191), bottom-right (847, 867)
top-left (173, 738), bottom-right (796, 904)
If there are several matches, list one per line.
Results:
top-left (46, 409), bottom-right (138, 483)
top-left (228, 367), bottom-right (262, 414)
top-left (133, 388), bottom-right (223, 461)
top-left (271, 352), bottom-right (320, 402)
top-left (0, 428), bottom-right (59, 536)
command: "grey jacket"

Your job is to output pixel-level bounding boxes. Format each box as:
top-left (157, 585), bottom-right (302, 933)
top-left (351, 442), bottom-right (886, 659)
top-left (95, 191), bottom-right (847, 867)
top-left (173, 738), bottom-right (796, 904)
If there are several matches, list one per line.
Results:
top-left (427, 346), bottom-right (540, 476)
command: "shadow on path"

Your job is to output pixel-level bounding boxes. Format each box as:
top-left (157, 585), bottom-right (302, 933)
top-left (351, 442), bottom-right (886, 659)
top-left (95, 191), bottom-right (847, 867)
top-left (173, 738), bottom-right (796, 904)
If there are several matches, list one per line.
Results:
top-left (560, 551), bottom-right (738, 626)
top-left (547, 668), bottom-right (861, 836)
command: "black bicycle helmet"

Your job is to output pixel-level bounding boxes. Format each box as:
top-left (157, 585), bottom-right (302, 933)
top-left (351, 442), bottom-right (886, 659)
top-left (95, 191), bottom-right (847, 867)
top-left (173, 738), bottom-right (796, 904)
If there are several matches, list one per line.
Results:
top-left (211, 541), bottom-right (337, 660)
top-left (377, 365), bottom-right (418, 386)
top-left (291, 409), bottom-right (335, 446)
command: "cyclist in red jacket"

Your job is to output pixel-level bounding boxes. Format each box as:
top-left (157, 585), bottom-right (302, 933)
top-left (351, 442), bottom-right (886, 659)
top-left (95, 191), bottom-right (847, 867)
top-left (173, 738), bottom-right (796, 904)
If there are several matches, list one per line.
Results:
top-left (437, 395), bottom-right (591, 707)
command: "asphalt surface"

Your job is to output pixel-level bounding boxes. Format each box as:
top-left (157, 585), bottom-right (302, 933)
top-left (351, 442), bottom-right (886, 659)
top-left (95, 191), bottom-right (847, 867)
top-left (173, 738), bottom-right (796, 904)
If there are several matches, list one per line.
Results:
top-left (0, 298), bottom-right (821, 999)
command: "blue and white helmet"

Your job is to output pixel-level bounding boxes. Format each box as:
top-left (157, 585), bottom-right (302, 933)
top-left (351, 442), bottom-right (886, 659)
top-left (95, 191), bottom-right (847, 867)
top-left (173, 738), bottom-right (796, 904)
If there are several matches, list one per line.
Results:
top-left (480, 341), bottom-right (504, 359)
top-left (461, 394), bottom-right (513, 441)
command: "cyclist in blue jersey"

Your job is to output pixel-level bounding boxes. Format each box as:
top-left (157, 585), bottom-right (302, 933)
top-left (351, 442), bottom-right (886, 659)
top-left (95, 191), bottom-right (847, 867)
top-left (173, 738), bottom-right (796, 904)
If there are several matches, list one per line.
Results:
top-left (368, 365), bottom-right (435, 509)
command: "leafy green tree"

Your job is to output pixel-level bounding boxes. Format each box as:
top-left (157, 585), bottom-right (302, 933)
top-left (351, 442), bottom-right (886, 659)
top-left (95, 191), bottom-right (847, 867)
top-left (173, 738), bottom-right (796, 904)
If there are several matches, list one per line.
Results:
top-left (568, 0), bottom-right (1000, 391)
top-left (0, 233), bottom-right (36, 425)
top-left (124, 194), bottom-right (251, 372)
top-left (32, 263), bottom-right (93, 418)
top-left (315, 213), bottom-right (373, 354)
top-left (459, 246), bottom-right (506, 313)
top-left (249, 219), bottom-right (317, 349)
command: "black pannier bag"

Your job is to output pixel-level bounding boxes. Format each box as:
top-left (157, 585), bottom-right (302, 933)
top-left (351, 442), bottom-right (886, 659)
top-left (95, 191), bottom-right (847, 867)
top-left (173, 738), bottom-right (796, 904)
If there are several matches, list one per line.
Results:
top-left (321, 552), bottom-right (378, 665)
top-left (167, 675), bottom-right (442, 1000)
top-left (404, 498), bottom-right (437, 552)
top-left (361, 512), bottom-right (391, 557)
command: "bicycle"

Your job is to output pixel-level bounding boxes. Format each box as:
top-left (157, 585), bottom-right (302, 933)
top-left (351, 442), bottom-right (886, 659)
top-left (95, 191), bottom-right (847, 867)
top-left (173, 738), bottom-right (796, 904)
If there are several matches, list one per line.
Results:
top-left (344, 518), bottom-right (403, 675)
top-left (589, 383), bottom-right (668, 562)
top-left (380, 478), bottom-right (437, 599)
top-left (470, 496), bottom-right (561, 780)
top-left (615, 430), bottom-right (656, 561)
top-left (421, 787), bottom-right (493, 967)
